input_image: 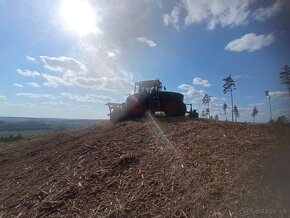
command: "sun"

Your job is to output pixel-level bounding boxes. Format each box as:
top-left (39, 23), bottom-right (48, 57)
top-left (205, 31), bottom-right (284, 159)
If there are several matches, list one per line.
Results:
top-left (60, 0), bottom-right (99, 36)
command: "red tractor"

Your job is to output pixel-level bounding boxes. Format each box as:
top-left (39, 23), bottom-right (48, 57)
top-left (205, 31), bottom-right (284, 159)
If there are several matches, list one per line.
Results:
top-left (106, 79), bottom-right (198, 121)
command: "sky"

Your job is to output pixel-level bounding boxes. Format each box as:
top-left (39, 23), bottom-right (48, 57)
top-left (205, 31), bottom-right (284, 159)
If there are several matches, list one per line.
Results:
top-left (0, 0), bottom-right (289, 122)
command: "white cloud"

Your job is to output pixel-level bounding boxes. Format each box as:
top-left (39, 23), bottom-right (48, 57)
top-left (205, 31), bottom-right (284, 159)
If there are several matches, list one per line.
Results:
top-left (254, 1), bottom-right (282, 22)
top-left (27, 82), bottom-right (41, 88)
top-left (275, 108), bottom-right (290, 118)
top-left (164, 0), bottom-right (287, 31)
top-left (210, 96), bottom-right (226, 108)
top-left (26, 56), bottom-right (36, 62)
top-left (250, 102), bottom-right (265, 107)
top-left (42, 73), bottom-right (73, 88)
top-left (137, 37), bottom-right (157, 47)
top-left (205, 96), bottom-right (228, 115)
top-left (183, 0), bottom-right (252, 30)
top-left (269, 90), bottom-right (288, 98)
top-left (225, 33), bottom-right (275, 52)
top-left (16, 92), bottom-right (55, 99)
top-left (17, 69), bottom-right (40, 77)
top-left (0, 95), bottom-right (7, 101)
top-left (178, 83), bottom-right (205, 103)
top-left (42, 72), bottom-right (133, 93)
top-left (163, 6), bottom-right (180, 30)
top-left (178, 84), bottom-right (228, 117)
top-left (233, 74), bottom-right (250, 80)
top-left (62, 93), bottom-right (114, 103)
top-left (75, 77), bottom-right (134, 93)
top-left (40, 56), bottom-right (87, 75)
top-left (193, 77), bottom-right (211, 87)
top-left (39, 55), bottom-right (133, 93)
top-left (13, 83), bottom-right (24, 88)
top-left (41, 101), bottom-right (69, 106)
top-left (239, 107), bottom-right (252, 113)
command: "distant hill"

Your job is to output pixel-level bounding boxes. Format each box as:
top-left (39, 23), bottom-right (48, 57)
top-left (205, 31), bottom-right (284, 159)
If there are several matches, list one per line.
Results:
top-left (0, 117), bottom-right (107, 131)
top-left (0, 117), bottom-right (289, 217)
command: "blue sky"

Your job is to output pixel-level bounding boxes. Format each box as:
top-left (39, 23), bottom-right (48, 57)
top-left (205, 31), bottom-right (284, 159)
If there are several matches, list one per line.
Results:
top-left (0, 0), bottom-right (289, 122)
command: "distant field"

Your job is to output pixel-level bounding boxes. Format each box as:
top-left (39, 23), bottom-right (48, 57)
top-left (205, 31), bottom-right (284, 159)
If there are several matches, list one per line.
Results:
top-left (0, 117), bottom-right (106, 140)
top-left (0, 130), bottom-right (54, 137)
top-left (0, 117), bottom-right (104, 131)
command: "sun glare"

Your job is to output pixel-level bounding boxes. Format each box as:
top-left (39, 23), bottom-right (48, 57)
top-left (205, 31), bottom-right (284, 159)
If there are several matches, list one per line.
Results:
top-left (60, 0), bottom-right (99, 36)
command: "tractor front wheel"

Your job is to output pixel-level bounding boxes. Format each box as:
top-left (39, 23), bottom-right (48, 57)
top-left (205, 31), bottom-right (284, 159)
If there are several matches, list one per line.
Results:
top-left (127, 96), bottom-right (146, 119)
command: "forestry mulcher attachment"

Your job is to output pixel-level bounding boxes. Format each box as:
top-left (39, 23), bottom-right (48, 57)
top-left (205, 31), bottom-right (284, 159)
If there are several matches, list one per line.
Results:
top-left (106, 79), bottom-right (198, 122)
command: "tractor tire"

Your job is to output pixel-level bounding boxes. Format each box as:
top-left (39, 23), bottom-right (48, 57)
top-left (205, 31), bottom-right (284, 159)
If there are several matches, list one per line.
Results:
top-left (163, 99), bottom-right (180, 117)
top-left (177, 103), bottom-right (187, 116)
top-left (127, 95), bottom-right (146, 119)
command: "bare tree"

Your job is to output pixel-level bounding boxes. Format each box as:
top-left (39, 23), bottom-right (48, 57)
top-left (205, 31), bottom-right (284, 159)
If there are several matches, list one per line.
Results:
top-left (280, 65), bottom-right (290, 98)
top-left (202, 94), bottom-right (211, 118)
top-left (205, 108), bottom-right (210, 117)
top-left (214, 115), bottom-right (219, 120)
top-left (223, 75), bottom-right (235, 122)
top-left (251, 106), bottom-right (258, 123)
top-left (201, 110), bottom-right (207, 118)
top-left (265, 90), bottom-right (273, 122)
top-left (233, 105), bottom-right (239, 122)
top-left (223, 103), bottom-right (228, 120)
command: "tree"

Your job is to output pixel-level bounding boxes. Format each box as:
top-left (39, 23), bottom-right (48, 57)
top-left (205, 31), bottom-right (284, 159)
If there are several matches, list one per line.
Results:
top-left (233, 105), bottom-right (239, 122)
top-left (223, 75), bottom-right (235, 122)
top-left (202, 94), bottom-right (211, 118)
top-left (214, 115), bottom-right (219, 120)
top-left (251, 106), bottom-right (258, 123)
top-left (280, 65), bottom-right (290, 98)
top-left (265, 90), bottom-right (273, 122)
top-left (223, 103), bottom-right (228, 120)
top-left (201, 110), bottom-right (207, 118)
top-left (15, 134), bottom-right (23, 140)
top-left (205, 108), bottom-right (209, 118)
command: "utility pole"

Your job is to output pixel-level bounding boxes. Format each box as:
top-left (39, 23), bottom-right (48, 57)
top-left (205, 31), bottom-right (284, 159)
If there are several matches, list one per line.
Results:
top-left (265, 90), bottom-right (273, 122)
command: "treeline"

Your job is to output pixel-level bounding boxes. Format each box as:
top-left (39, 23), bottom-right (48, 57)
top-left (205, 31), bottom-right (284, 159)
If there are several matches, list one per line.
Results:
top-left (201, 65), bottom-right (290, 123)
top-left (0, 134), bottom-right (24, 142)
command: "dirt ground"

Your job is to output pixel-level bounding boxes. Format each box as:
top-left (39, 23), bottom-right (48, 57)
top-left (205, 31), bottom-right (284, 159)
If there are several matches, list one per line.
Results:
top-left (0, 116), bottom-right (289, 217)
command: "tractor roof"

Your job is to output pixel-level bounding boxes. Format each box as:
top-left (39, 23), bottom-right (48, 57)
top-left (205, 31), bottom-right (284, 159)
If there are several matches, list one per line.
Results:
top-left (135, 79), bottom-right (161, 86)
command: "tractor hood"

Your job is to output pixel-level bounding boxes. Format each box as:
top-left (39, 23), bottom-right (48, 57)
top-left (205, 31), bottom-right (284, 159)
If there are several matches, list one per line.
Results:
top-left (160, 91), bottom-right (184, 102)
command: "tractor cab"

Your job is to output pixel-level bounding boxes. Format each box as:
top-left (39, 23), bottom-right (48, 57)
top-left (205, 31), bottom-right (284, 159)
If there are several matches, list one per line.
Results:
top-left (134, 80), bottom-right (164, 95)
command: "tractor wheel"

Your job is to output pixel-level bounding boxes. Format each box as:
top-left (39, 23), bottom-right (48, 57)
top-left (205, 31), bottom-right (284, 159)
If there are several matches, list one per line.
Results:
top-left (127, 96), bottom-right (145, 119)
top-left (177, 103), bottom-right (187, 116)
top-left (163, 99), bottom-right (179, 116)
